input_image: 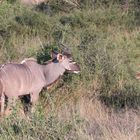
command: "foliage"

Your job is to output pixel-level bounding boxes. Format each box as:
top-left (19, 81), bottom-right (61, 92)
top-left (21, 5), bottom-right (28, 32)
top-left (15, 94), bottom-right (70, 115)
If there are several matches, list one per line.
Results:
top-left (0, 0), bottom-right (140, 139)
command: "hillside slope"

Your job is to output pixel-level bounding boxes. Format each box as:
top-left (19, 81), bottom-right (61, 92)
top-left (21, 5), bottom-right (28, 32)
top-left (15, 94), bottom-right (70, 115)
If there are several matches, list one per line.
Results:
top-left (0, 0), bottom-right (140, 139)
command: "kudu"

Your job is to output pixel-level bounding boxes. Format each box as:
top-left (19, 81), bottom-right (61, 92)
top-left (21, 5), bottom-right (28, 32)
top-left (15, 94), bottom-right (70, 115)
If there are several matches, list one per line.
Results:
top-left (136, 66), bottom-right (140, 80)
top-left (0, 51), bottom-right (80, 116)
top-left (136, 73), bottom-right (140, 80)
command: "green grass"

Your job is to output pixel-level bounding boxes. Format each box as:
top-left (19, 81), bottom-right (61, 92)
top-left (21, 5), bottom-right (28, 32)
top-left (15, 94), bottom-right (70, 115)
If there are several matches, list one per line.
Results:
top-left (0, 0), bottom-right (140, 139)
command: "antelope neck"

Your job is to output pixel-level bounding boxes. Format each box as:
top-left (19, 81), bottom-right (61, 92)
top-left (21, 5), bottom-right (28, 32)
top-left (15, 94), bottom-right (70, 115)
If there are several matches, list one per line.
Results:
top-left (43, 62), bottom-right (65, 86)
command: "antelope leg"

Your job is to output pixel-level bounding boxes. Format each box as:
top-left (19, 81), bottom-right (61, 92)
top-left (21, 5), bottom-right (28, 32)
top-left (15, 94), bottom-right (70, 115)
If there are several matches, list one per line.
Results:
top-left (30, 92), bottom-right (40, 113)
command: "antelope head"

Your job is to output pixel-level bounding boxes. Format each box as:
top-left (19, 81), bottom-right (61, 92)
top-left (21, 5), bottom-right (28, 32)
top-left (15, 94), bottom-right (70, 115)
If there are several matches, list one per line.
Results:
top-left (51, 50), bottom-right (80, 74)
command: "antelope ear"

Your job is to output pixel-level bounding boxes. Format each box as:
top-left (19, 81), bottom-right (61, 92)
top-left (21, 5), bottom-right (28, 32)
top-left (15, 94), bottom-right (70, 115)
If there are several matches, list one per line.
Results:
top-left (51, 51), bottom-right (58, 59)
top-left (57, 54), bottom-right (64, 62)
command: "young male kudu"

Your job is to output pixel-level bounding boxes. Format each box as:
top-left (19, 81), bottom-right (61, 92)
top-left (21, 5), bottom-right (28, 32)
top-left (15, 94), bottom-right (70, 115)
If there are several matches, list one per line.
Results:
top-left (0, 51), bottom-right (80, 116)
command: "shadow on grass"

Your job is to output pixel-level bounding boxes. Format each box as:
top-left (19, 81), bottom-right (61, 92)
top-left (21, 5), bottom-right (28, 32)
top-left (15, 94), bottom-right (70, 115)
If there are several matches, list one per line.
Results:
top-left (35, 3), bottom-right (53, 16)
top-left (134, 9), bottom-right (140, 27)
top-left (35, 1), bottom-right (77, 15)
top-left (99, 85), bottom-right (140, 110)
top-left (12, 124), bottom-right (21, 135)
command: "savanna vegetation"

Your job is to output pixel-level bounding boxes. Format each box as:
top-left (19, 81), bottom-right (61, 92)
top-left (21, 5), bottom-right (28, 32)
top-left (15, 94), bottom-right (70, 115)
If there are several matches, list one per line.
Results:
top-left (0, 0), bottom-right (140, 139)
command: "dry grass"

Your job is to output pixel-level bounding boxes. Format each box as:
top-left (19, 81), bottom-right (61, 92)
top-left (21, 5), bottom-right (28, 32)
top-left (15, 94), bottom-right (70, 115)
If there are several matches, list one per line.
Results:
top-left (57, 95), bottom-right (140, 140)
top-left (0, 1), bottom-right (140, 139)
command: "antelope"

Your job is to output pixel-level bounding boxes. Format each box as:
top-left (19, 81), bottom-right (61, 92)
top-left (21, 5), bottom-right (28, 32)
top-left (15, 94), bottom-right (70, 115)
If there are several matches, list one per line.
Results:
top-left (0, 51), bottom-right (80, 116)
top-left (135, 65), bottom-right (140, 80)
top-left (136, 73), bottom-right (140, 80)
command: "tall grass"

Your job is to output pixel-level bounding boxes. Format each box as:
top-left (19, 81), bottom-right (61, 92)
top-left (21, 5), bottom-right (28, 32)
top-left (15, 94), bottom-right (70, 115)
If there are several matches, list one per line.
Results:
top-left (0, 0), bottom-right (140, 139)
